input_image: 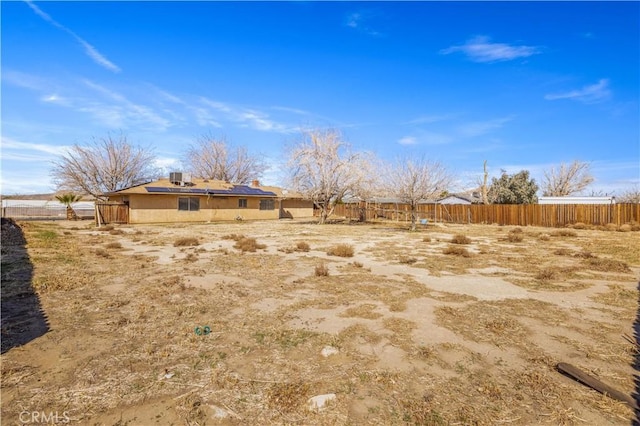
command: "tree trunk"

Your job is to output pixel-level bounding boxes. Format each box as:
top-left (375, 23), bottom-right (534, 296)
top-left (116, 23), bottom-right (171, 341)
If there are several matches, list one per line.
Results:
top-left (410, 207), bottom-right (417, 231)
top-left (66, 206), bottom-right (78, 220)
top-left (318, 207), bottom-right (328, 225)
top-left (482, 160), bottom-right (489, 205)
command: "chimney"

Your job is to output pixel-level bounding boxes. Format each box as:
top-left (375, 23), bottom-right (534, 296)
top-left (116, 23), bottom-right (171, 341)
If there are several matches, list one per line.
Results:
top-left (251, 180), bottom-right (260, 187)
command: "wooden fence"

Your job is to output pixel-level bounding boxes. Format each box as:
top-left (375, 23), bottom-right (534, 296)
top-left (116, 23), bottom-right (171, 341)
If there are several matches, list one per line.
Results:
top-left (329, 203), bottom-right (640, 228)
top-left (95, 203), bottom-right (129, 225)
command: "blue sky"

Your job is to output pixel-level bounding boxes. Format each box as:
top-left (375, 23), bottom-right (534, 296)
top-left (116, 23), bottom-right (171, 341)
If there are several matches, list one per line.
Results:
top-left (2, 1), bottom-right (638, 195)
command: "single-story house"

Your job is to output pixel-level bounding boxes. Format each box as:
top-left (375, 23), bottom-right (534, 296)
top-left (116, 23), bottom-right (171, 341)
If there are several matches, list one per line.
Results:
top-left (436, 191), bottom-right (483, 205)
top-left (538, 196), bottom-right (615, 205)
top-left (104, 176), bottom-right (314, 224)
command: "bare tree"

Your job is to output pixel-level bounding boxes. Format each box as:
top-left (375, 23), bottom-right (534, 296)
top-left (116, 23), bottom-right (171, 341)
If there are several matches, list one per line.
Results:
top-left (383, 156), bottom-right (452, 231)
top-left (51, 134), bottom-right (159, 200)
top-left (617, 184), bottom-right (640, 203)
top-left (542, 160), bottom-right (594, 196)
top-left (474, 160), bottom-right (490, 204)
top-left (184, 133), bottom-right (266, 184)
top-left (286, 128), bottom-right (371, 224)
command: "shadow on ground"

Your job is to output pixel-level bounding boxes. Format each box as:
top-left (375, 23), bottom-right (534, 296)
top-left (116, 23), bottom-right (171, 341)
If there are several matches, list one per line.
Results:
top-left (1, 218), bottom-right (49, 354)
top-left (634, 280), bottom-right (640, 425)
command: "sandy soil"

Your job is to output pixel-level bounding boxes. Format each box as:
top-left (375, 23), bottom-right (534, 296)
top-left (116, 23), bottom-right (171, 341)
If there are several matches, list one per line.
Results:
top-left (1, 218), bottom-right (639, 425)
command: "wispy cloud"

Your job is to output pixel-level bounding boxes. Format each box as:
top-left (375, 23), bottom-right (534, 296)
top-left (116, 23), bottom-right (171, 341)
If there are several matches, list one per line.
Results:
top-left (41, 93), bottom-right (71, 107)
top-left (1, 136), bottom-right (70, 156)
top-left (456, 116), bottom-right (513, 138)
top-left (2, 69), bottom-right (48, 91)
top-left (396, 131), bottom-right (453, 146)
top-left (24, 0), bottom-right (121, 72)
top-left (344, 11), bottom-right (381, 37)
top-left (404, 114), bottom-right (455, 125)
top-left (440, 35), bottom-right (540, 63)
top-left (544, 79), bottom-right (611, 104)
top-left (397, 136), bottom-right (417, 145)
top-left (199, 97), bottom-right (297, 134)
top-left (400, 115), bottom-right (513, 146)
top-left (83, 80), bottom-right (172, 129)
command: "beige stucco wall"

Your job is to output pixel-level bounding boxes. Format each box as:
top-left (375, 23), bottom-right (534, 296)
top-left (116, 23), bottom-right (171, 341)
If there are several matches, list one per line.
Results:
top-left (110, 194), bottom-right (282, 224)
top-left (280, 199), bottom-right (314, 219)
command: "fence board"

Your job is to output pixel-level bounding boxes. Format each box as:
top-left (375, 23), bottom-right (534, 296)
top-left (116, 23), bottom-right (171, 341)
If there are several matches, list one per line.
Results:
top-left (95, 203), bottom-right (129, 225)
top-left (328, 203), bottom-right (639, 228)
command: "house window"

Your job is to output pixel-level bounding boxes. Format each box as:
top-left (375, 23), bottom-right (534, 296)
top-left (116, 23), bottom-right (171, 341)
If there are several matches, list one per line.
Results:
top-left (178, 197), bottom-right (200, 211)
top-left (260, 199), bottom-right (275, 210)
top-left (238, 199), bottom-right (247, 208)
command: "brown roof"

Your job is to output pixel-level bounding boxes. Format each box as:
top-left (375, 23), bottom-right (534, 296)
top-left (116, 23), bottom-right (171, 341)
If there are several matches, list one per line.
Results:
top-left (107, 178), bottom-right (305, 199)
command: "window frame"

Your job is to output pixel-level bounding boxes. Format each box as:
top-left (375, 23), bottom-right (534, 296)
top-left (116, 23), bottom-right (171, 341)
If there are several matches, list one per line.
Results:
top-left (238, 198), bottom-right (248, 208)
top-left (259, 198), bottom-right (275, 211)
top-left (178, 197), bottom-right (200, 211)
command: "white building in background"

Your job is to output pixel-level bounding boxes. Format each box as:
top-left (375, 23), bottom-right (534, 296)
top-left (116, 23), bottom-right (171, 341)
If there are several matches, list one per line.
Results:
top-left (1, 199), bottom-right (95, 219)
top-left (538, 196), bottom-right (615, 205)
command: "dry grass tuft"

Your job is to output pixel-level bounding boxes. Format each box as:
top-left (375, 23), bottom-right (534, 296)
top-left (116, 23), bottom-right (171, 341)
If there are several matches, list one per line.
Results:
top-left (571, 222), bottom-right (588, 230)
top-left (603, 223), bottom-right (619, 232)
top-left (295, 241), bottom-right (310, 252)
top-left (535, 268), bottom-right (558, 281)
top-left (233, 236), bottom-right (266, 252)
top-left (173, 237), bottom-right (199, 247)
top-left (162, 275), bottom-right (186, 291)
top-left (574, 250), bottom-right (596, 259)
top-left (184, 253), bottom-right (198, 262)
top-left (340, 303), bottom-right (383, 319)
top-left (422, 236), bottom-right (432, 243)
top-left (450, 234), bottom-right (471, 245)
top-left (538, 233), bottom-right (551, 241)
top-left (315, 263), bottom-right (329, 276)
top-left (398, 255), bottom-right (418, 264)
top-left (618, 224), bottom-right (632, 232)
top-left (399, 395), bottom-right (445, 425)
top-left (267, 381), bottom-right (311, 413)
top-left (591, 284), bottom-right (637, 309)
top-left (108, 229), bottom-right (124, 235)
top-left (583, 257), bottom-right (631, 273)
top-left (98, 225), bottom-right (114, 231)
top-left (510, 227), bottom-right (523, 234)
top-left (33, 266), bottom-right (94, 293)
top-left (104, 242), bottom-right (122, 249)
top-left (412, 345), bottom-right (436, 360)
top-left (352, 261), bottom-right (364, 268)
top-left (552, 229), bottom-right (578, 237)
top-left (553, 248), bottom-right (573, 256)
top-left (507, 232), bottom-right (524, 243)
top-left (443, 245), bottom-right (471, 257)
top-left (95, 248), bottom-right (110, 258)
top-left (327, 243), bottom-right (354, 257)
top-left (222, 233), bottom-right (243, 241)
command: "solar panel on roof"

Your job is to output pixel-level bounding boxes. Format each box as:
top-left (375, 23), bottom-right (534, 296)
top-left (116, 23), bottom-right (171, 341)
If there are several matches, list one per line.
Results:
top-left (145, 185), bottom-right (276, 196)
top-left (146, 187), bottom-right (207, 194)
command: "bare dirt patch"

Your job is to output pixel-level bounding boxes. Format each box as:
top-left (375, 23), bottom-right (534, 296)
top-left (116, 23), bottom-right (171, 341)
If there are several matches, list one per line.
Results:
top-left (1, 219), bottom-right (638, 425)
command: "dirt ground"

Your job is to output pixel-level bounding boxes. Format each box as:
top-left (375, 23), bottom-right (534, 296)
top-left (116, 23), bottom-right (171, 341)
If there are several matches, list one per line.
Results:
top-left (1, 217), bottom-right (639, 425)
